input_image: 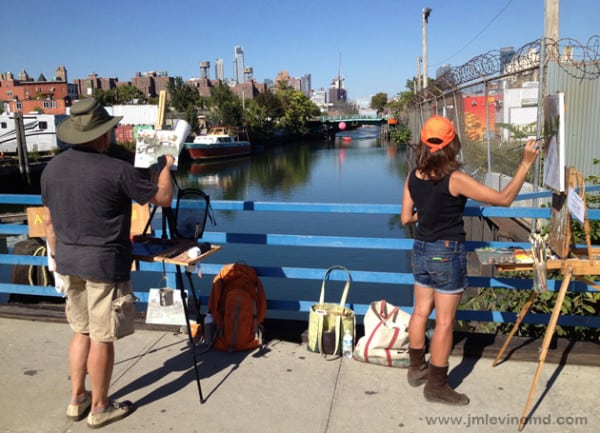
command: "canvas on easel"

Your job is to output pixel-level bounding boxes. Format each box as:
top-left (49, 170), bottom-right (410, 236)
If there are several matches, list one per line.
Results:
top-left (541, 92), bottom-right (565, 193)
top-left (542, 92), bottom-right (569, 259)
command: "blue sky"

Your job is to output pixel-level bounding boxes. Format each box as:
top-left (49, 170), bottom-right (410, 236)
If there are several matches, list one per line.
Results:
top-left (4, 1), bottom-right (599, 101)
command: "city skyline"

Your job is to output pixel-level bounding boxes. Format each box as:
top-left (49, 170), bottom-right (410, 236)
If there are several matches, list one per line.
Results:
top-left (3, 1), bottom-right (599, 100)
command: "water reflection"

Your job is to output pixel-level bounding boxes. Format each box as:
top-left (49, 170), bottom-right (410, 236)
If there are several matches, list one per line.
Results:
top-left (178, 156), bottom-right (251, 198)
top-left (175, 125), bottom-right (408, 205)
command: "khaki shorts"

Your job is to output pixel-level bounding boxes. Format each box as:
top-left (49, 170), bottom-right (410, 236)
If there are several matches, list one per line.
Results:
top-left (60, 273), bottom-right (136, 342)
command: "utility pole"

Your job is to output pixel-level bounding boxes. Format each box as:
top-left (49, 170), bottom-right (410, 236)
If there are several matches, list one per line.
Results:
top-left (14, 112), bottom-right (31, 183)
top-left (422, 7), bottom-right (432, 89)
top-left (545, 0), bottom-right (560, 60)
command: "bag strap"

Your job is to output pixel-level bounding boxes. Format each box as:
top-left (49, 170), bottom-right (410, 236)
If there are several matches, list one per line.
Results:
top-left (372, 300), bottom-right (400, 322)
top-left (316, 312), bottom-right (324, 354)
top-left (319, 265), bottom-right (351, 306)
top-left (315, 309), bottom-right (343, 358)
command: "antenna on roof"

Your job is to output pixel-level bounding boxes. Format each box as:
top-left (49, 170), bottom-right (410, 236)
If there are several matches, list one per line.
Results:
top-left (337, 52), bottom-right (344, 100)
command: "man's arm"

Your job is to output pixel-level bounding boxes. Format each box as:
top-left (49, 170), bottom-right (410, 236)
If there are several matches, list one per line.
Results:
top-left (150, 154), bottom-right (175, 207)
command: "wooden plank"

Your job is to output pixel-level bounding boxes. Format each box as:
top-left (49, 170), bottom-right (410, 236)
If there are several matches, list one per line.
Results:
top-left (26, 207), bottom-right (46, 237)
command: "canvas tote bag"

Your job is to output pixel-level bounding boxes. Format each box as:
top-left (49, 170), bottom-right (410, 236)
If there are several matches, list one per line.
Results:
top-left (307, 266), bottom-right (355, 356)
top-left (354, 299), bottom-right (410, 367)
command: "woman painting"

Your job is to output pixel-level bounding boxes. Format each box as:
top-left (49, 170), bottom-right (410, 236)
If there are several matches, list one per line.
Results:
top-left (400, 115), bottom-right (539, 405)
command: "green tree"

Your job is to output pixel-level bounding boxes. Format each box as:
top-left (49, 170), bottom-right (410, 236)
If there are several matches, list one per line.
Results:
top-left (245, 90), bottom-right (284, 142)
top-left (277, 88), bottom-right (320, 136)
top-left (167, 76), bottom-right (202, 129)
top-left (167, 76), bottom-right (198, 113)
top-left (210, 83), bottom-right (243, 126)
top-left (370, 92), bottom-right (388, 115)
top-left (388, 124), bottom-right (412, 145)
top-left (92, 88), bottom-right (115, 106)
top-left (184, 105), bottom-right (199, 135)
top-left (255, 90), bottom-right (284, 123)
top-left (113, 85), bottom-right (147, 104)
top-left (92, 86), bottom-right (146, 106)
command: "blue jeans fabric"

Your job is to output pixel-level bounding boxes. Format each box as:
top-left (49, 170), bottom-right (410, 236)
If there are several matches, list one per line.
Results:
top-left (411, 239), bottom-right (467, 294)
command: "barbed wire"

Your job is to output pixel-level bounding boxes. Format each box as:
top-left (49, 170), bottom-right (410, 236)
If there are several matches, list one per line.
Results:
top-left (413, 35), bottom-right (600, 103)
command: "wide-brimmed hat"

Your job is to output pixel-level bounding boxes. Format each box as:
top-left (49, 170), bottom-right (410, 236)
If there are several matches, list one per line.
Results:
top-left (57, 98), bottom-right (123, 145)
top-left (420, 115), bottom-right (456, 153)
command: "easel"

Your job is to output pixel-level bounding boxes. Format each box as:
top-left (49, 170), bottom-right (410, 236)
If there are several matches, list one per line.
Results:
top-left (491, 167), bottom-right (600, 430)
top-left (133, 202), bottom-right (220, 406)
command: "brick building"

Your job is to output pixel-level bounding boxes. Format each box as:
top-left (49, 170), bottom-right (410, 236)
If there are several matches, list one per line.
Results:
top-left (0, 66), bottom-right (77, 115)
top-left (72, 73), bottom-right (120, 98)
top-left (131, 71), bottom-right (173, 98)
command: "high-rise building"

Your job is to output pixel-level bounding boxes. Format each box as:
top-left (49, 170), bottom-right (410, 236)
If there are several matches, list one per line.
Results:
top-left (233, 45), bottom-right (245, 84)
top-left (215, 58), bottom-right (224, 81)
top-left (300, 73), bottom-right (311, 97)
top-left (328, 76), bottom-right (346, 103)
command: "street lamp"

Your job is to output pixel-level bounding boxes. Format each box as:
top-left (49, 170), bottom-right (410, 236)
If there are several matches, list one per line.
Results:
top-left (422, 7), bottom-right (432, 89)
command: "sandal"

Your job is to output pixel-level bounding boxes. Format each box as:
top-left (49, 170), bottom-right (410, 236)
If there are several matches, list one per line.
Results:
top-left (86, 400), bottom-right (135, 429)
top-left (66, 392), bottom-right (91, 421)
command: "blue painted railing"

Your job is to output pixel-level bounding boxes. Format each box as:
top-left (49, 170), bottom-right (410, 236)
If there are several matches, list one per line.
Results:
top-left (1, 193), bottom-right (600, 328)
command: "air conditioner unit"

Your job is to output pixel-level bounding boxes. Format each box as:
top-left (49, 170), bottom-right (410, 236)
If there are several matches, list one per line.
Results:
top-left (521, 98), bottom-right (537, 107)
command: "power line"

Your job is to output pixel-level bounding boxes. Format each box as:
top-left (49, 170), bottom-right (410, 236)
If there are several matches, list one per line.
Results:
top-left (433, 0), bottom-right (514, 67)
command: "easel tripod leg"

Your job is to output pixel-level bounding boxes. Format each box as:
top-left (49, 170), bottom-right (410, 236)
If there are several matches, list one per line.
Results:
top-left (493, 290), bottom-right (537, 367)
top-left (518, 269), bottom-right (572, 431)
top-left (176, 265), bottom-right (205, 404)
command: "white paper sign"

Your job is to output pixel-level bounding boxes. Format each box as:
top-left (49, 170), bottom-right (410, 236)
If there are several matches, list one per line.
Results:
top-left (567, 186), bottom-right (585, 224)
top-left (145, 288), bottom-right (187, 325)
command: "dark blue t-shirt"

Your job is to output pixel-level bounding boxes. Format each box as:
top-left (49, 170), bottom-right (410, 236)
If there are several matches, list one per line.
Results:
top-left (41, 146), bottom-right (158, 282)
top-left (408, 169), bottom-right (467, 242)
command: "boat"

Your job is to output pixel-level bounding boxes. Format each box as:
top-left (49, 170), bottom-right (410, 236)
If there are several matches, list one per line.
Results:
top-left (184, 125), bottom-right (251, 160)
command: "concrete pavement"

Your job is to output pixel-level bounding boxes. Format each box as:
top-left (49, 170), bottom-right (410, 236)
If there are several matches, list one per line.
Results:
top-left (0, 315), bottom-right (598, 433)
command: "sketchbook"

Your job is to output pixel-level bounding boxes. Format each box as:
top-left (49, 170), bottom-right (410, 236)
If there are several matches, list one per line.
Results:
top-left (133, 119), bottom-right (190, 170)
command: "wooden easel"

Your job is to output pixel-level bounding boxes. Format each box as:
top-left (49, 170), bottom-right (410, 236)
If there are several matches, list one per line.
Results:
top-left (491, 167), bottom-right (600, 431)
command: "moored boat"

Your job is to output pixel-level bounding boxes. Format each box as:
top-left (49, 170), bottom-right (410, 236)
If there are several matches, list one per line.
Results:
top-left (185, 125), bottom-right (251, 160)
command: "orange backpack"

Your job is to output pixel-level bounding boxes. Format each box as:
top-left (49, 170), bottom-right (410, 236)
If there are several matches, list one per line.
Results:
top-left (208, 263), bottom-right (267, 352)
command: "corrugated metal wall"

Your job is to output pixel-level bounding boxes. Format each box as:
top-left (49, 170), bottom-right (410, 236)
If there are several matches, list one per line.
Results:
top-left (545, 62), bottom-right (600, 178)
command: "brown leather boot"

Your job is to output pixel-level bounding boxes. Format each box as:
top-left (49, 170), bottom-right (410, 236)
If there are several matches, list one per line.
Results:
top-left (407, 347), bottom-right (428, 387)
top-left (423, 364), bottom-right (469, 405)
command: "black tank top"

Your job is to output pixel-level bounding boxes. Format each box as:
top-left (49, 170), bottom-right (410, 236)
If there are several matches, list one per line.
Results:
top-left (408, 169), bottom-right (467, 241)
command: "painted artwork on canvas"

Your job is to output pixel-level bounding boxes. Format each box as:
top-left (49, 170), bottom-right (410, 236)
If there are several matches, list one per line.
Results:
top-left (541, 92), bottom-right (565, 192)
top-left (134, 119), bottom-right (190, 170)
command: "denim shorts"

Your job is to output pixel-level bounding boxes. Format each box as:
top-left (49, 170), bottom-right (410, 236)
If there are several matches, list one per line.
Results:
top-left (411, 239), bottom-right (467, 294)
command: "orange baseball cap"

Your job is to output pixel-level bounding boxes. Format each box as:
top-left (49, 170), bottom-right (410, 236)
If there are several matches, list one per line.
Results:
top-left (420, 116), bottom-right (456, 153)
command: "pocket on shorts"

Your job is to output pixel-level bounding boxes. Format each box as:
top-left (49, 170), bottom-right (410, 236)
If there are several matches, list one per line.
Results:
top-left (112, 293), bottom-right (136, 339)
